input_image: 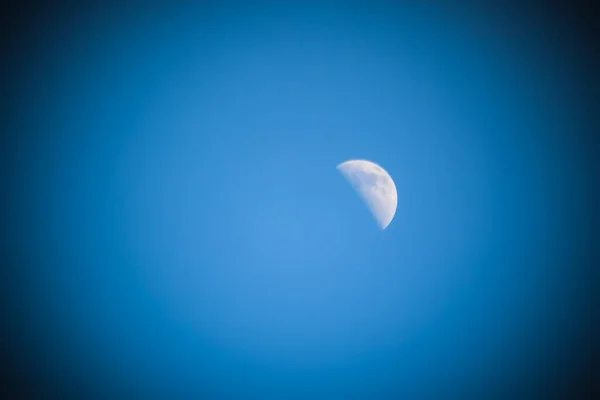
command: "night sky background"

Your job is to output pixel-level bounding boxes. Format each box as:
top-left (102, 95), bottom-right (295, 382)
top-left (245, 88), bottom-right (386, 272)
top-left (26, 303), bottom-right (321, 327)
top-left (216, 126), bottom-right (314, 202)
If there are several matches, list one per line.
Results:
top-left (3, 2), bottom-right (598, 399)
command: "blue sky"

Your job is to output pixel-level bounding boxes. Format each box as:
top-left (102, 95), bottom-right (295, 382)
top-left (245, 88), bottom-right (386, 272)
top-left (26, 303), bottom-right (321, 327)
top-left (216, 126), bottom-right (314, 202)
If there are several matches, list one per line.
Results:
top-left (11, 3), bottom-right (593, 398)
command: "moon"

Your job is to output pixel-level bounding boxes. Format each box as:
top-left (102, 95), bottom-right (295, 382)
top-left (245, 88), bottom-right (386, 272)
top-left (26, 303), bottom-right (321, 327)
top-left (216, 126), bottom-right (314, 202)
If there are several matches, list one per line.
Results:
top-left (337, 159), bottom-right (398, 229)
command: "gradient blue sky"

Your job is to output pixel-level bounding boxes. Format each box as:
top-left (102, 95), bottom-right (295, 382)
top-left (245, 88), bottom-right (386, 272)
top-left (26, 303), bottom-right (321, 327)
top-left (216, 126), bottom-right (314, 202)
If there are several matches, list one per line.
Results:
top-left (10, 3), bottom-right (594, 398)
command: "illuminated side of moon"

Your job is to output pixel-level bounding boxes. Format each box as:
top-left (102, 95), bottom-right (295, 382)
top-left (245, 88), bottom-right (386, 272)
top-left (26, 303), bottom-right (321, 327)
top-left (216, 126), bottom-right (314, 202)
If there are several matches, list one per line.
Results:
top-left (337, 159), bottom-right (398, 229)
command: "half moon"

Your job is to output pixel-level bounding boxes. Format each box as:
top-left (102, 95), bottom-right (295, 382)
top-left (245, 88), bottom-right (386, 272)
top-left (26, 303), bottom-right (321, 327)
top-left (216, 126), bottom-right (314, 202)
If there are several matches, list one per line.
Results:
top-left (337, 159), bottom-right (398, 229)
